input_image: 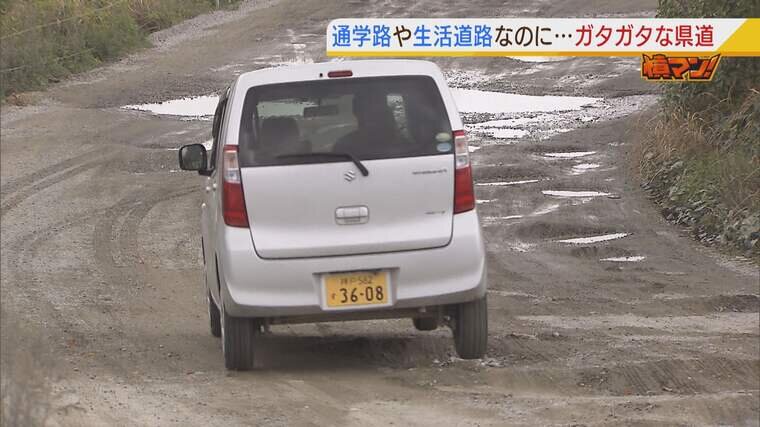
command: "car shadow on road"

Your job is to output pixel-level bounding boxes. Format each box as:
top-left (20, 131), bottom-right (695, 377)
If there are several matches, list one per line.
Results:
top-left (249, 331), bottom-right (454, 371)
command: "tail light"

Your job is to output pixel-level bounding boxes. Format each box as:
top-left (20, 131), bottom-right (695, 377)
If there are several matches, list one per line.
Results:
top-left (327, 70), bottom-right (353, 78)
top-left (453, 130), bottom-right (475, 214)
top-left (222, 145), bottom-right (249, 227)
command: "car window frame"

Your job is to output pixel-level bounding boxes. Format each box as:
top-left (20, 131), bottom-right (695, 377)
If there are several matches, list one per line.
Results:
top-left (209, 88), bottom-right (230, 173)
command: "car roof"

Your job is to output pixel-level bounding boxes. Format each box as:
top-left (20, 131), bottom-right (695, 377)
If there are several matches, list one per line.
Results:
top-left (235, 60), bottom-right (444, 88)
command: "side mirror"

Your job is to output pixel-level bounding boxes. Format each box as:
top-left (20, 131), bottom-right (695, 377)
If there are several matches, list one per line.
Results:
top-left (178, 144), bottom-right (208, 174)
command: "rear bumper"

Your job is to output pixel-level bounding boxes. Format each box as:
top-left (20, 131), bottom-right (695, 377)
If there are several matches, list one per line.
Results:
top-left (218, 210), bottom-right (486, 319)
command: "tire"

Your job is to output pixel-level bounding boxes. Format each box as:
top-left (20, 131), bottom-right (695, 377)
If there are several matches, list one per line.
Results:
top-left (413, 317), bottom-right (438, 331)
top-left (452, 296), bottom-right (488, 359)
top-left (208, 292), bottom-right (221, 338)
top-left (220, 303), bottom-right (256, 370)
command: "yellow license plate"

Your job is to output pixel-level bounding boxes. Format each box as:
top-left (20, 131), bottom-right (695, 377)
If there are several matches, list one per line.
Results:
top-left (324, 271), bottom-right (389, 308)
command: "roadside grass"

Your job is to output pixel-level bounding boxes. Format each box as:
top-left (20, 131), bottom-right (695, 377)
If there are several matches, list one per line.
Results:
top-left (0, 0), bottom-right (240, 99)
top-left (640, 91), bottom-right (760, 259)
top-left (640, 0), bottom-right (760, 260)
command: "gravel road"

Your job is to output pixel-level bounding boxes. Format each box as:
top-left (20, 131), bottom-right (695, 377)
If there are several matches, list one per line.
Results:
top-left (1, 0), bottom-right (758, 425)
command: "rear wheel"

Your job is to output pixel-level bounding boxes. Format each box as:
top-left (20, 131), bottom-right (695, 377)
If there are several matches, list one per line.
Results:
top-left (208, 292), bottom-right (221, 338)
top-left (220, 303), bottom-right (256, 370)
top-left (452, 296), bottom-right (488, 359)
top-left (413, 317), bottom-right (438, 331)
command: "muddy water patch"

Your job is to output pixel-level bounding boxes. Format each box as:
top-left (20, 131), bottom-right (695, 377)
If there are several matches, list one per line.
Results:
top-left (165, 139), bottom-right (213, 151)
top-left (571, 163), bottom-right (601, 175)
top-left (515, 222), bottom-right (620, 240)
top-left (556, 233), bottom-right (630, 245)
top-left (458, 90), bottom-right (655, 145)
top-left (600, 256), bottom-right (646, 262)
top-left (531, 203), bottom-right (561, 216)
top-left (482, 215), bottom-right (524, 224)
top-left (455, 88), bottom-right (601, 145)
top-left (542, 151), bottom-right (596, 159)
top-left (123, 95), bottom-right (218, 118)
top-left (477, 179), bottom-right (540, 187)
top-left (543, 190), bottom-right (611, 198)
top-left (452, 89), bottom-right (599, 115)
top-left (507, 56), bottom-right (570, 63)
top-left (570, 246), bottom-right (638, 259)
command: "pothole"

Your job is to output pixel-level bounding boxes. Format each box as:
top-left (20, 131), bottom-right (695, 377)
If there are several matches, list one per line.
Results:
top-left (556, 233), bottom-right (630, 245)
top-left (542, 190), bottom-right (611, 198)
top-left (569, 246), bottom-right (636, 259)
top-left (515, 222), bottom-right (619, 240)
top-left (542, 151), bottom-right (596, 159)
top-left (165, 139), bottom-right (213, 151)
top-left (507, 56), bottom-right (570, 63)
top-left (531, 203), bottom-right (561, 216)
top-left (477, 179), bottom-right (540, 187)
top-left (600, 256), bottom-right (646, 262)
top-left (571, 163), bottom-right (601, 175)
top-left (123, 95), bottom-right (218, 118)
top-left (482, 215), bottom-right (524, 222)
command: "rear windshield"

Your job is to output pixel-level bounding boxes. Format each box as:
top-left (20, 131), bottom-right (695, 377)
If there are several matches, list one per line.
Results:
top-left (237, 76), bottom-right (453, 167)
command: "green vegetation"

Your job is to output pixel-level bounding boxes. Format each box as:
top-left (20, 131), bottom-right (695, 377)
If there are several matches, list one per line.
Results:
top-left (0, 0), bottom-right (239, 98)
top-left (640, 0), bottom-right (759, 258)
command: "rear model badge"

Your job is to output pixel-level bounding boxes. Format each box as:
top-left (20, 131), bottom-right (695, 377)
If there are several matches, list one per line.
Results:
top-left (344, 170), bottom-right (356, 182)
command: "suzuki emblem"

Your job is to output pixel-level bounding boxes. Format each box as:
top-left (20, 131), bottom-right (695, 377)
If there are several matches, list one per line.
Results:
top-left (343, 170), bottom-right (356, 182)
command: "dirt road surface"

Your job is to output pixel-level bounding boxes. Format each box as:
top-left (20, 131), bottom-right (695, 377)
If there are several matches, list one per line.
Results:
top-left (2, 1), bottom-right (758, 425)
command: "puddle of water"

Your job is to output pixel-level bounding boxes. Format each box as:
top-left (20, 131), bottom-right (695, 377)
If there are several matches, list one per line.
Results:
top-left (477, 179), bottom-right (540, 187)
top-left (600, 256), bottom-right (646, 262)
top-left (483, 215), bottom-right (524, 221)
top-left (571, 163), bottom-right (601, 175)
top-left (266, 56), bottom-right (316, 67)
top-left (166, 139), bottom-right (213, 151)
top-left (451, 89), bottom-right (599, 115)
top-left (543, 190), bottom-right (610, 198)
top-left (557, 233), bottom-right (629, 245)
top-left (480, 128), bottom-right (529, 139)
top-left (473, 117), bottom-right (545, 128)
top-left (531, 203), bottom-right (561, 216)
top-left (509, 241), bottom-right (535, 253)
top-left (447, 71), bottom-right (656, 143)
top-left (210, 63), bottom-right (246, 72)
top-left (508, 56), bottom-right (569, 63)
top-left (124, 95), bottom-right (219, 117)
top-left (573, 163), bottom-right (600, 170)
top-left (543, 151), bottom-right (596, 159)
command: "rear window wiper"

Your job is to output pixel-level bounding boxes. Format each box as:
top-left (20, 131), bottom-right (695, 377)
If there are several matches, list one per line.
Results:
top-left (275, 152), bottom-right (369, 176)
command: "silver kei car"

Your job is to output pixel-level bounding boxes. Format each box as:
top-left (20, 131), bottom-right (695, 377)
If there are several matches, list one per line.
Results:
top-left (179, 60), bottom-right (487, 370)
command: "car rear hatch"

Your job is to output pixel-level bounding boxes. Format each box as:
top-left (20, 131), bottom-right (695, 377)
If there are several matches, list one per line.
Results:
top-left (237, 75), bottom-right (456, 259)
